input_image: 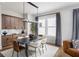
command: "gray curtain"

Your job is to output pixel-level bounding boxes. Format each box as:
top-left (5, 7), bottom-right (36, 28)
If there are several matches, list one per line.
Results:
top-left (72, 9), bottom-right (79, 40)
top-left (55, 13), bottom-right (62, 46)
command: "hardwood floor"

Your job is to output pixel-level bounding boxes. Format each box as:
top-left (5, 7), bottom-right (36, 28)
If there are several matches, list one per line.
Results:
top-left (1, 44), bottom-right (59, 57)
top-left (0, 45), bottom-right (13, 51)
top-left (54, 47), bottom-right (71, 57)
top-left (0, 44), bottom-right (71, 57)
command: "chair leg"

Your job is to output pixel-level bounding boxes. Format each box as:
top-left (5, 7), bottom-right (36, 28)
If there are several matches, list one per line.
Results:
top-left (45, 44), bottom-right (47, 50)
top-left (17, 52), bottom-right (19, 57)
top-left (35, 48), bottom-right (37, 57)
top-left (20, 51), bottom-right (21, 56)
top-left (38, 48), bottom-right (41, 55)
top-left (42, 44), bottom-right (44, 53)
top-left (12, 49), bottom-right (14, 57)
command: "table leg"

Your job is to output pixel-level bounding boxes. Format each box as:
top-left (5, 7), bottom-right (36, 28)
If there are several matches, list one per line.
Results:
top-left (25, 44), bottom-right (28, 57)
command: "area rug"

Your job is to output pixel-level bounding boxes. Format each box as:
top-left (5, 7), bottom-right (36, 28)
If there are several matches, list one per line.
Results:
top-left (1, 44), bottom-right (59, 57)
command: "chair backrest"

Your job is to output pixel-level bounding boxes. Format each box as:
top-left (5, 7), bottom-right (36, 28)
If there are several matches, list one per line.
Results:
top-left (17, 37), bottom-right (24, 40)
top-left (12, 34), bottom-right (18, 41)
top-left (13, 41), bottom-right (20, 52)
top-left (36, 40), bottom-right (42, 47)
top-left (29, 34), bottom-right (34, 41)
top-left (42, 37), bottom-right (47, 43)
top-left (39, 35), bottom-right (43, 37)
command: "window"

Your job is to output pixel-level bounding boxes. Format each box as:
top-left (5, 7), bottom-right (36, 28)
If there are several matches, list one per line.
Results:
top-left (38, 14), bottom-right (56, 36)
top-left (38, 18), bottom-right (46, 35)
top-left (47, 15), bottom-right (56, 36)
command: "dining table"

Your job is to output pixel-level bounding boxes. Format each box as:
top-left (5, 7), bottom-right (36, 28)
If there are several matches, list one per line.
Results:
top-left (16, 36), bottom-right (42, 57)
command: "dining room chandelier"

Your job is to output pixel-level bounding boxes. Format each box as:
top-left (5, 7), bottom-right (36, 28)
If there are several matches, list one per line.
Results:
top-left (23, 2), bottom-right (39, 23)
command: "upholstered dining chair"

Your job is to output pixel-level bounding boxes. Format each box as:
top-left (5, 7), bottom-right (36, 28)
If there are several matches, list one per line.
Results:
top-left (29, 40), bottom-right (42, 56)
top-left (12, 41), bottom-right (25, 57)
top-left (12, 34), bottom-right (18, 41)
top-left (41, 37), bottom-right (47, 53)
top-left (29, 34), bottom-right (35, 41)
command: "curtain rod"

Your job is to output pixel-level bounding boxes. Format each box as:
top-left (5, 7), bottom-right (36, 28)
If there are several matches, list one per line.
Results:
top-left (27, 2), bottom-right (38, 8)
top-left (38, 12), bottom-right (58, 17)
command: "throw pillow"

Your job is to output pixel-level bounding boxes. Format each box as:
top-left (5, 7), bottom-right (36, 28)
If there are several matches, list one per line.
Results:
top-left (72, 40), bottom-right (79, 48)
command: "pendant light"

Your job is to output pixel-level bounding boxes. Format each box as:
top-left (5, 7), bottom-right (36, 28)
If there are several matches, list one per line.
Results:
top-left (23, 2), bottom-right (39, 23)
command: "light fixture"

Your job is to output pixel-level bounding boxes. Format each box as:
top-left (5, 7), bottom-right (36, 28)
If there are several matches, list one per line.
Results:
top-left (23, 2), bottom-right (39, 24)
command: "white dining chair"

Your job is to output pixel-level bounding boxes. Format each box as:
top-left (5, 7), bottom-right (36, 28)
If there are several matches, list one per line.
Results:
top-left (41, 37), bottom-right (47, 53)
top-left (29, 40), bottom-right (42, 56)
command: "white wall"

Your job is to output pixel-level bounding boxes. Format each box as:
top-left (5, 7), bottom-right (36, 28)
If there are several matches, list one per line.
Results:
top-left (61, 9), bottom-right (73, 41)
top-left (2, 9), bottom-right (23, 18)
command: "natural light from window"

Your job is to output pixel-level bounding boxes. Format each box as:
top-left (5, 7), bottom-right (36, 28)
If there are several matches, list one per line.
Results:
top-left (38, 14), bottom-right (56, 36)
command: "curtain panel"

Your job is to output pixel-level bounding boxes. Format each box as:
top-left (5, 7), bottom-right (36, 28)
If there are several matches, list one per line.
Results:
top-left (55, 12), bottom-right (62, 46)
top-left (72, 9), bottom-right (79, 40)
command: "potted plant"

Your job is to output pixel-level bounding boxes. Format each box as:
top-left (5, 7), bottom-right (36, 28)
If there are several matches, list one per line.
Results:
top-left (31, 23), bottom-right (35, 34)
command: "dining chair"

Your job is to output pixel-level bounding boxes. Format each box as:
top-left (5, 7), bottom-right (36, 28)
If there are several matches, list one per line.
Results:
top-left (12, 41), bottom-right (25, 57)
top-left (12, 34), bottom-right (18, 41)
top-left (29, 34), bottom-right (34, 41)
top-left (41, 37), bottom-right (47, 53)
top-left (29, 40), bottom-right (42, 56)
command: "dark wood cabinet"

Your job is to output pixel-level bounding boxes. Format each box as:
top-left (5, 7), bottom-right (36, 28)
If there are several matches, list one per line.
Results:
top-left (2, 34), bottom-right (18, 48)
top-left (2, 36), bottom-right (7, 47)
top-left (2, 15), bottom-right (7, 29)
top-left (18, 18), bottom-right (24, 29)
top-left (15, 17), bottom-right (18, 29)
top-left (2, 14), bottom-right (24, 29)
top-left (10, 17), bottom-right (15, 29)
top-left (6, 16), bottom-right (11, 29)
top-left (2, 15), bottom-right (11, 29)
top-left (2, 35), bottom-right (13, 47)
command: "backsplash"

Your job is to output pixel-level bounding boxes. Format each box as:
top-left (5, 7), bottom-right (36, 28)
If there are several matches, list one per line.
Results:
top-left (0, 29), bottom-right (23, 35)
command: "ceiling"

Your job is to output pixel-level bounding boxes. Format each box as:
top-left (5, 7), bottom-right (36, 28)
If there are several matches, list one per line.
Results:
top-left (33, 2), bottom-right (79, 14)
top-left (0, 2), bottom-right (79, 15)
top-left (0, 2), bottom-right (37, 15)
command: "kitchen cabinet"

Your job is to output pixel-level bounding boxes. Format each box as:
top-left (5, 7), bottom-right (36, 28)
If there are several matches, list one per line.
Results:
top-left (2, 35), bottom-right (13, 47)
top-left (2, 14), bottom-right (24, 29)
top-left (2, 34), bottom-right (18, 49)
top-left (2, 14), bottom-right (11, 29)
top-left (10, 16), bottom-right (15, 29)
